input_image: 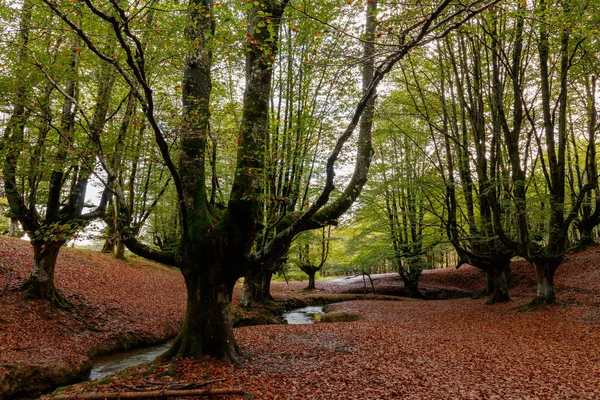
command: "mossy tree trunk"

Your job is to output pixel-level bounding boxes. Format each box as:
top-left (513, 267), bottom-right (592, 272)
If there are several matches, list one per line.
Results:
top-left (486, 264), bottom-right (511, 305)
top-left (164, 242), bottom-right (241, 362)
top-left (241, 270), bottom-right (273, 307)
top-left (3, 3), bottom-right (110, 308)
top-left (64, 0), bottom-right (486, 364)
top-left (529, 256), bottom-right (561, 305)
top-left (21, 239), bottom-right (70, 308)
top-left (307, 271), bottom-right (316, 290)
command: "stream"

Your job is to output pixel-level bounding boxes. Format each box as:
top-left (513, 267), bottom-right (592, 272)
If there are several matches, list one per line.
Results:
top-left (88, 306), bottom-right (325, 381)
top-left (89, 341), bottom-right (172, 381)
top-left (282, 305), bottom-right (325, 324)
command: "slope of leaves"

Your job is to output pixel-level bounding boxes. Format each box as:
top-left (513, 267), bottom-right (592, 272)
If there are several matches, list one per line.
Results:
top-left (0, 236), bottom-right (186, 397)
top-left (26, 242), bottom-right (600, 399)
top-left (42, 298), bottom-right (600, 399)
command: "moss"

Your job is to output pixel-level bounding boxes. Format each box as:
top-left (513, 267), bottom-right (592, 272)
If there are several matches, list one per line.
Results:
top-left (319, 312), bottom-right (359, 323)
top-left (52, 384), bottom-right (74, 394)
top-left (141, 363), bottom-right (161, 376)
top-left (157, 362), bottom-right (178, 378)
top-left (90, 376), bottom-right (114, 386)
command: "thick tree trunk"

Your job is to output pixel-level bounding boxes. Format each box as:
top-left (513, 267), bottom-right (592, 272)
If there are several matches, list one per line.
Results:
top-left (101, 237), bottom-right (115, 254)
top-left (260, 271), bottom-right (272, 300)
top-left (8, 217), bottom-right (20, 237)
top-left (478, 273), bottom-right (494, 298)
top-left (307, 271), bottom-right (316, 290)
top-left (240, 270), bottom-right (273, 307)
top-left (399, 268), bottom-right (425, 299)
top-left (115, 239), bottom-right (126, 260)
top-left (165, 262), bottom-right (241, 364)
top-left (531, 258), bottom-right (559, 305)
top-left (577, 223), bottom-right (596, 248)
top-left (101, 211), bottom-right (116, 254)
top-left (21, 240), bottom-right (71, 308)
top-left (486, 268), bottom-right (510, 305)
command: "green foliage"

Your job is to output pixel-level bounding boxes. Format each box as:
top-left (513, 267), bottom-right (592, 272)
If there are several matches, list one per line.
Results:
top-left (319, 311), bottom-right (359, 323)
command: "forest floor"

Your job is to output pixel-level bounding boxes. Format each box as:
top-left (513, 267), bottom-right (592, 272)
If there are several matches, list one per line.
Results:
top-left (1, 235), bottom-right (599, 399)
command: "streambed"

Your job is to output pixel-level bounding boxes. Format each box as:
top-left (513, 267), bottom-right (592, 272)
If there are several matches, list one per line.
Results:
top-left (282, 305), bottom-right (325, 324)
top-left (88, 305), bottom-right (325, 381)
top-left (89, 341), bottom-right (172, 381)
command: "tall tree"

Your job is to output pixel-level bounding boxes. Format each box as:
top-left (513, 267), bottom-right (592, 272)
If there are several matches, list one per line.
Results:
top-left (40, 0), bottom-right (500, 362)
top-left (2, 2), bottom-right (111, 307)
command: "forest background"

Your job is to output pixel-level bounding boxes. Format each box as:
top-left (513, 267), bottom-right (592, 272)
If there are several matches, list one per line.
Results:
top-left (1, 0), bottom-right (600, 365)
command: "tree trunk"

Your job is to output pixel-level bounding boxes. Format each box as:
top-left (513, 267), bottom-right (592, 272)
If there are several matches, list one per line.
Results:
top-left (115, 239), bottom-right (126, 260)
top-left (531, 258), bottom-right (559, 305)
top-left (478, 273), bottom-right (494, 298)
top-left (165, 260), bottom-right (241, 364)
top-left (307, 271), bottom-right (316, 290)
top-left (576, 222), bottom-right (596, 248)
top-left (101, 237), bottom-right (115, 254)
top-left (486, 268), bottom-right (510, 305)
top-left (8, 217), bottom-right (20, 237)
top-left (240, 270), bottom-right (273, 307)
top-left (101, 208), bottom-right (116, 254)
top-left (21, 240), bottom-right (71, 308)
top-left (399, 268), bottom-right (425, 299)
top-left (260, 271), bottom-right (272, 300)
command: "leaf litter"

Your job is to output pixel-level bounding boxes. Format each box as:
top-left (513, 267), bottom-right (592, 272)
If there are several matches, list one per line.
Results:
top-left (1, 236), bottom-right (599, 399)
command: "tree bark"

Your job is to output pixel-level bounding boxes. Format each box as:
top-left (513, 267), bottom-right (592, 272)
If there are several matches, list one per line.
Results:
top-left (240, 270), bottom-right (273, 307)
top-left (307, 271), bottom-right (316, 290)
top-left (399, 267), bottom-right (424, 299)
top-left (576, 220), bottom-right (597, 248)
top-left (530, 257), bottom-right (560, 305)
top-left (52, 387), bottom-right (250, 400)
top-left (21, 240), bottom-right (70, 308)
top-left (164, 256), bottom-right (241, 364)
top-left (115, 240), bottom-right (126, 260)
top-left (486, 266), bottom-right (510, 305)
top-left (8, 217), bottom-right (20, 238)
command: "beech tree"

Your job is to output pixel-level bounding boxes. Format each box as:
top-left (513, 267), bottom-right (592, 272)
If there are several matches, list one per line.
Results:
top-left (488, 0), bottom-right (597, 305)
top-left (567, 51), bottom-right (600, 248)
top-left (33, 0), bottom-right (500, 363)
top-left (293, 227), bottom-right (331, 290)
top-left (1, 2), bottom-right (114, 307)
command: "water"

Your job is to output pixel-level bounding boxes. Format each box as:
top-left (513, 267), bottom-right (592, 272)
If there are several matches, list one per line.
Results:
top-left (88, 306), bottom-right (326, 381)
top-left (89, 341), bottom-right (173, 381)
top-left (283, 305), bottom-right (325, 324)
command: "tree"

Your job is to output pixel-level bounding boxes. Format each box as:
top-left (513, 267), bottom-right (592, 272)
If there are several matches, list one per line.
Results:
top-left (1, 2), bottom-right (112, 307)
top-left (240, 2), bottom-right (363, 305)
top-left (567, 50), bottom-right (600, 248)
top-left (38, 0), bottom-right (500, 363)
top-left (492, 0), bottom-right (596, 305)
top-left (295, 226), bottom-right (331, 290)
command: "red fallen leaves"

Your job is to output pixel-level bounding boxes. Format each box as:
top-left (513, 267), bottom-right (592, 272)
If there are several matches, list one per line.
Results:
top-left (3, 235), bottom-right (600, 399)
top-left (0, 236), bottom-right (186, 396)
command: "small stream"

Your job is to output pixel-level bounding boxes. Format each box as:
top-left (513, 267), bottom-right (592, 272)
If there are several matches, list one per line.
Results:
top-left (89, 341), bottom-right (172, 381)
top-left (88, 306), bottom-right (325, 381)
top-left (282, 305), bottom-right (325, 324)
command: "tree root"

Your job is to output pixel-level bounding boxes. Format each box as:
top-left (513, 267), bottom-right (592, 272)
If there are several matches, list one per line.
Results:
top-left (51, 387), bottom-right (253, 399)
top-left (513, 297), bottom-right (562, 311)
top-left (20, 279), bottom-right (74, 311)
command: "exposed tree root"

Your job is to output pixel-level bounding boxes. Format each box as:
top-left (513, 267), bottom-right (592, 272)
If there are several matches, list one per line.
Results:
top-left (20, 279), bottom-right (74, 311)
top-left (51, 387), bottom-right (253, 399)
top-left (484, 292), bottom-right (511, 305)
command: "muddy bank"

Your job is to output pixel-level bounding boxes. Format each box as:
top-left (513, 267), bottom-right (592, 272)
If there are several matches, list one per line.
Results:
top-left (0, 237), bottom-right (187, 399)
top-left (232, 292), bottom-right (409, 327)
top-left (1, 327), bottom-right (180, 399)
